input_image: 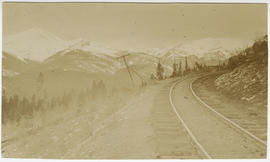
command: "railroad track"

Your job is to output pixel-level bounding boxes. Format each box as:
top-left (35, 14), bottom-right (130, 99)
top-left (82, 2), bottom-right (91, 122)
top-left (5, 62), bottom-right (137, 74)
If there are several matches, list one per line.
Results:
top-left (190, 78), bottom-right (267, 147)
top-left (167, 75), bottom-right (266, 159)
top-left (150, 77), bottom-right (205, 159)
top-left (169, 78), bottom-right (212, 159)
top-left (190, 75), bottom-right (267, 145)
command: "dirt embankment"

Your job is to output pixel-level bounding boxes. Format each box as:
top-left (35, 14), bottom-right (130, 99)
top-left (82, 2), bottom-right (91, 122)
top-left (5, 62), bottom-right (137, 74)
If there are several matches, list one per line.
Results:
top-left (2, 81), bottom-right (164, 159)
top-left (215, 63), bottom-right (267, 107)
top-left (214, 37), bottom-right (267, 108)
top-left (193, 74), bottom-right (267, 142)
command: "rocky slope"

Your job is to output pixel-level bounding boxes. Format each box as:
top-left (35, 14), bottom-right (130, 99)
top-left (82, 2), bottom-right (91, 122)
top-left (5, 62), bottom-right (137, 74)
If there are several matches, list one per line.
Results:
top-left (215, 36), bottom-right (267, 107)
top-left (2, 52), bottom-right (40, 77)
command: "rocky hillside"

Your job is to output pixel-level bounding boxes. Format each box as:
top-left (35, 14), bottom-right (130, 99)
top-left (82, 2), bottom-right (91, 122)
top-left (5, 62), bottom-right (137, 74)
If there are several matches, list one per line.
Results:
top-left (2, 52), bottom-right (40, 77)
top-left (215, 36), bottom-right (267, 107)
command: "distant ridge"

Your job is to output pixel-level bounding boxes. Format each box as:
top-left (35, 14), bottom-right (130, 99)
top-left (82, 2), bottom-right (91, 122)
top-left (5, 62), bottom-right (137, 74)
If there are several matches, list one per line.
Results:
top-left (3, 28), bottom-right (118, 61)
top-left (3, 28), bottom-right (253, 63)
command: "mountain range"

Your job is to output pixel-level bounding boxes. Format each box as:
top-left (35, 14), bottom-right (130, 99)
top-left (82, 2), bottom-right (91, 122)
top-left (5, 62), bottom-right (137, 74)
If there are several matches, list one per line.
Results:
top-left (3, 28), bottom-right (255, 98)
top-left (3, 28), bottom-right (253, 78)
top-left (3, 28), bottom-right (119, 62)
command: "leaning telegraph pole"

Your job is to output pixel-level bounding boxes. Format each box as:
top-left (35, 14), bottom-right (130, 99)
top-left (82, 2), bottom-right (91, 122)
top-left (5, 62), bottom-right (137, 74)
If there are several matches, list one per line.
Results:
top-left (117, 53), bottom-right (134, 86)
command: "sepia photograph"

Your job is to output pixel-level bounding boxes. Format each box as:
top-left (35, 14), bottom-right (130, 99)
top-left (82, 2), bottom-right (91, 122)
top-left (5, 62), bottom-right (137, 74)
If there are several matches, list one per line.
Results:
top-left (1, 2), bottom-right (268, 159)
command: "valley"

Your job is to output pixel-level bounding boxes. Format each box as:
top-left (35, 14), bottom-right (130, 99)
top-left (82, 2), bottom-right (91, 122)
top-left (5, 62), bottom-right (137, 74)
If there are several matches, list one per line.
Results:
top-left (2, 28), bottom-right (268, 159)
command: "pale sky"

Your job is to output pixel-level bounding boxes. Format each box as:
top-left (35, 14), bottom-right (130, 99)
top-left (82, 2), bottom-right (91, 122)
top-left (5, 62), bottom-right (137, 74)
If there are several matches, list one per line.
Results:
top-left (3, 3), bottom-right (268, 50)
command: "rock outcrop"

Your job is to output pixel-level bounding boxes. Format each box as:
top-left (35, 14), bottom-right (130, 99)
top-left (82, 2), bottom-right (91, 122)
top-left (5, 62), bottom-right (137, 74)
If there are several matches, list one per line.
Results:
top-left (215, 36), bottom-right (267, 107)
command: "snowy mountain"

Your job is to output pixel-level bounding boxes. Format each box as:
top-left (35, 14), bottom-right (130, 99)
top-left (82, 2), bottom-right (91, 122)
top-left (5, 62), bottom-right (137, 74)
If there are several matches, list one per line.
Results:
top-left (2, 28), bottom-right (158, 75)
top-left (66, 38), bottom-right (119, 58)
top-left (146, 38), bottom-right (253, 60)
top-left (43, 49), bottom-right (123, 74)
top-left (41, 38), bottom-right (124, 74)
top-left (42, 49), bottom-right (162, 75)
top-left (3, 28), bottom-right (119, 62)
top-left (3, 28), bottom-right (68, 61)
top-left (3, 28), bottom-right (254, 77)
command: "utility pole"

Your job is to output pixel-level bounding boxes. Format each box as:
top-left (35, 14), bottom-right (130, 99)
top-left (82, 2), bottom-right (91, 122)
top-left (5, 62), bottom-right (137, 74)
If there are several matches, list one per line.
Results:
top-left (130, 67), bottom-right (146, 86)
top-left (117, 54), bottom-right (134, 85)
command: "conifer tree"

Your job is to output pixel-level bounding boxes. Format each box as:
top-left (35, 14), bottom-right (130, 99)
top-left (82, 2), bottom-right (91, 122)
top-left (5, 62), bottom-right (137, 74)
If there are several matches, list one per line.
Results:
top-left (150, 73), bottom-right (156, 80)
top-left (37, 72), bottom-right (44, 92)
top-left (171, 63), bottom-right (178, 78)
top-left (156, 62), bottom-right (164, 80)
top-left (177, 61), bottom-right (182, 77)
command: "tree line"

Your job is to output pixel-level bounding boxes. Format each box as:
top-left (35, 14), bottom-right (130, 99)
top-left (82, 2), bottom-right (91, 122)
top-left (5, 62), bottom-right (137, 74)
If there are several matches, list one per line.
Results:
top-left (227, 35), bottom-right (268, 70)
top-left (150, 56), bottom-right (224, 80)
top-left (2, 79), bottom-right (107, 125)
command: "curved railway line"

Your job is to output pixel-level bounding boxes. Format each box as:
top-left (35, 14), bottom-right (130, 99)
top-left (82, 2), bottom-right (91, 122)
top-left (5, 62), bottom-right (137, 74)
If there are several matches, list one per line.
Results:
top-left (2, 74), bottom-right (267, 159)
top-left (167, 75), bottom-right (266, 159)
top-left (190, 78), bottom-right (267, 146)
top-left (169, 78), bottom-right (212, 159)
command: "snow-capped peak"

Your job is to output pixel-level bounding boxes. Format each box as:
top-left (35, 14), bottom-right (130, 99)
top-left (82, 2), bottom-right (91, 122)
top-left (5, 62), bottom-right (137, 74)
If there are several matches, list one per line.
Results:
top-left (146, 38), bottom-right (253, 59)
top-left (5, 28), bottom-right (63, 43)
top-left (3, 28), bottom-right (121, 61)
top-left (68, 38), bottom-right (91, 48)
top-left (65, 38), bottom-right (119, 57)
top-left (3, 28), bottom-right (68, 61)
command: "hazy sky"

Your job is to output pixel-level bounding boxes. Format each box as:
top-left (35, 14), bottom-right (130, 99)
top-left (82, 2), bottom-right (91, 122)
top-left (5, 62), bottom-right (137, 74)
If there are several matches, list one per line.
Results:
top-left (3, 3), bottom-right (268, 50)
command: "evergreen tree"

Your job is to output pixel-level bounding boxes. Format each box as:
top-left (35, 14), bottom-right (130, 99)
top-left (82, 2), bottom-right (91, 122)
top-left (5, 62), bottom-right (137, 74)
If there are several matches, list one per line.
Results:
top-left (177, 61), bottom-right (182, 77)
top-left (31, 94), bottom-right (36, 113)
top-left (185, 56), bottom-right (189, 72)
top-left (92, 80), bottom-right (98, 98)
top-left (37, 72), bottom-right (45, 92)
top-left (98, 80), bottom-right (107, 96)
top-left (156, 62), bottom-right (164, 80)
top-left (11, 95), bottom-right (20, 123)
top-left (21, 96), bottom-right (29, 115)
top-left (2, 89), bottom-right (7, 110)
top-left (195, 62), bottom-right (203, 71)
top-left (171, 63), bottom-right (178, 78)
top-left (150, 73), bottom-right (156, 80)
top-left (183, 56), bottom-right (191, 75)
top-left (2, 89), bottom-right (8, 124)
